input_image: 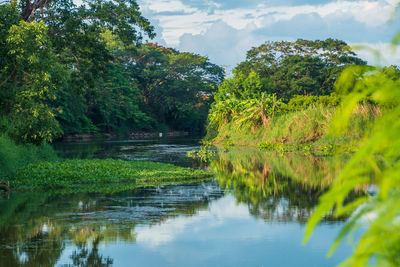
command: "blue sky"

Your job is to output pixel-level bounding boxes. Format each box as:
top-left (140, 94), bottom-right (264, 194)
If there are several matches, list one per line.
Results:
top-left (137, 0), bottom-right (400, 70)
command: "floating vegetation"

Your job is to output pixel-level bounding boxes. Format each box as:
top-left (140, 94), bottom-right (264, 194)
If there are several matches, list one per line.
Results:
top-left (13, 159), bottom-right (212, 191)
top-left (187, 145), bottom-right (216, 162)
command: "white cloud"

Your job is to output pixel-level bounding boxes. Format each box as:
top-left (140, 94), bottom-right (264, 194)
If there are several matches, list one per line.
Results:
top-left (135, 195), bottom-right (251, 247)
top-left (140, 0), bottom-right (197, 13)
top-left (139, 0), bottom-right (399, 46)
top-left (137, 0), bottom-right (400, 68)
top-left (178, 21), bottom-right (264, 69)
top-left (351, 42), bottom-right (400, 66)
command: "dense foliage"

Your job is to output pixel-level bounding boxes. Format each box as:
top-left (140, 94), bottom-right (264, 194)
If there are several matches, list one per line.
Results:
top-left (287, 95), bottom-right (340, 112)
top-left (235, 39), bottom-right (366, 98)
top-left (0, 0), bottom-right (223, 144)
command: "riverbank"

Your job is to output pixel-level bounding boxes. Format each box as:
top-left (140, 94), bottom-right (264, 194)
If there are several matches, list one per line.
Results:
top-left (0, 135), bottom-right (58, 181)
top-left (208, 104), bottom-right (380, 152)
top-left (0, 135), bottom-right (211, 193)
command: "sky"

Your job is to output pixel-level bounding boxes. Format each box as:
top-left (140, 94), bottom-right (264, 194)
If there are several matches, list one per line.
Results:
top-left (137, 0), bottom-right (400, 71)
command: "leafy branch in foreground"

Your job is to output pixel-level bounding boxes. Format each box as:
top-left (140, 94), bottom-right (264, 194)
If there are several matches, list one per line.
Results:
top-left (303, 58), bottom-right (400, 265)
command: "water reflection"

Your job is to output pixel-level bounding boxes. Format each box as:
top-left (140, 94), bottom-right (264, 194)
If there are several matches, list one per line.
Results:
top-left (0, 140), bottom-right (358, 266)
top-left (0, 183), bottom-right (224, 266)
top-left (211, 150), bottom-right (351, 223)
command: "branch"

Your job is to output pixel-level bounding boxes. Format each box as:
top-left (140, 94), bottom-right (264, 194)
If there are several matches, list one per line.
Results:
top-left (21, 0), bottom-right (54, 21)
top-left (0, 68), bottom-right (16, 88)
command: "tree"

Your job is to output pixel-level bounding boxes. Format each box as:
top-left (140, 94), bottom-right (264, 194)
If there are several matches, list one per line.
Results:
top-left (130, 43), bottom-right (224, 132)
top-left (0, 0), bottom-right (156, 140)
top-left (236, 39), bottom-right (366, 98)
top-left (214, 70), bottom-right (270, 101)
top-left (0, 3), bottom-right (62, 143)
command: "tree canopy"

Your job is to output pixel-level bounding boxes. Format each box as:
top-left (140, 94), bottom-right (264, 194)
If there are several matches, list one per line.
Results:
top-left (235, 39), bottom-right (366, 98)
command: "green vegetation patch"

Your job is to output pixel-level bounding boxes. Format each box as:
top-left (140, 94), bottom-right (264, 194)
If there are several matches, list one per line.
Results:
top-left (13, 159), bottom-right (212, 190)
top-left (0, 134), bottom-right (58, 180)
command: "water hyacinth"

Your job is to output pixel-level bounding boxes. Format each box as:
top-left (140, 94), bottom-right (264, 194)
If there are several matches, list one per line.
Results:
top-left (13, 159), bottom-right (212, 191)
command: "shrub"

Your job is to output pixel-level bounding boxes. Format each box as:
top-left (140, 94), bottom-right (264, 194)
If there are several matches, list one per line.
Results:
top-left (287, 95), bottom-right (340, 112)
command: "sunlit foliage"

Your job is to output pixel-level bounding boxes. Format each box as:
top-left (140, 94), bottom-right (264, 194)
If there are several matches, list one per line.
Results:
top-left (304, 52), bottom-right (400, 266)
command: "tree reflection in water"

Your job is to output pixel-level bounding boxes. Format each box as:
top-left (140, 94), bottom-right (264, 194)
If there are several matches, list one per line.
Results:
top-left (0, 184), bottom-right (224, 266)
top-left (0, 150), bottom-right (362, 266)
top-left (210, 149), bottom-right (359, 223)
top-left (70, 237), bottom-right (113, 267)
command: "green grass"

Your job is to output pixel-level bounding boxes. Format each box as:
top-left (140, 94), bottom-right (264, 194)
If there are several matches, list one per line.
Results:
top-left (0, 134), bottom-right (58, 180)
top-left (211, 104), bottom-right (379, 148)
top-left (12, 159), bottom-right (212, 191)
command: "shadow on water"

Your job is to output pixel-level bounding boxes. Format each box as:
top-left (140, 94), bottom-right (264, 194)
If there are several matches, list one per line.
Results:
top-left (0, 138), bottom-right (362, 266)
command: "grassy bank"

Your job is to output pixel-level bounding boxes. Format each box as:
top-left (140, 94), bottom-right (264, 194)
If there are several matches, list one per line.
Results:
top-left (0, 135), bottom-right (58, 180)
top-left (12, 159), bottom-right (212, 192)
top-left (210, 104), bottom-right (380, 151)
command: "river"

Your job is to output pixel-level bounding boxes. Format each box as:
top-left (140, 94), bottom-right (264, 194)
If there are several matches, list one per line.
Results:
top-left (0, 137), bottom-right (352, 266)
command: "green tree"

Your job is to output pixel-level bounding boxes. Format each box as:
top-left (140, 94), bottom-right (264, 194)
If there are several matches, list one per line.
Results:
top-left (236, 39), bottom-right (366, 98)
top-left (0, 3), bottom-right (62, 143)
top-left (87, 62), bottom-right (155, 133)
top-left (1, 0), bottom-right (157, 138)
top-left (215, 70), bottom-right (270, 101)
top-left (131, 43), bottom-right (224, 132)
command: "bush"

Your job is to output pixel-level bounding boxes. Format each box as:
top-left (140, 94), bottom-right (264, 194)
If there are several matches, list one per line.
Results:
top-left (287, 95), bottom-right (340, 112)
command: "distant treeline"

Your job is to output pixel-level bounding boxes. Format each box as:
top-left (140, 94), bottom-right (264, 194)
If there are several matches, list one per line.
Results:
top-left (0, 1), bottom-right (224, 144)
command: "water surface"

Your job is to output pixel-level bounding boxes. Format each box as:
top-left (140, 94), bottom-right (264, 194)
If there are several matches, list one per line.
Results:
top-left (0, 138), bottom-right (353, 266)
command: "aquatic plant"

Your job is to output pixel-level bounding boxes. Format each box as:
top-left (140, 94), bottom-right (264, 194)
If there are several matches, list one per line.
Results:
top-left (13, 159), bottom-right (212, 190)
